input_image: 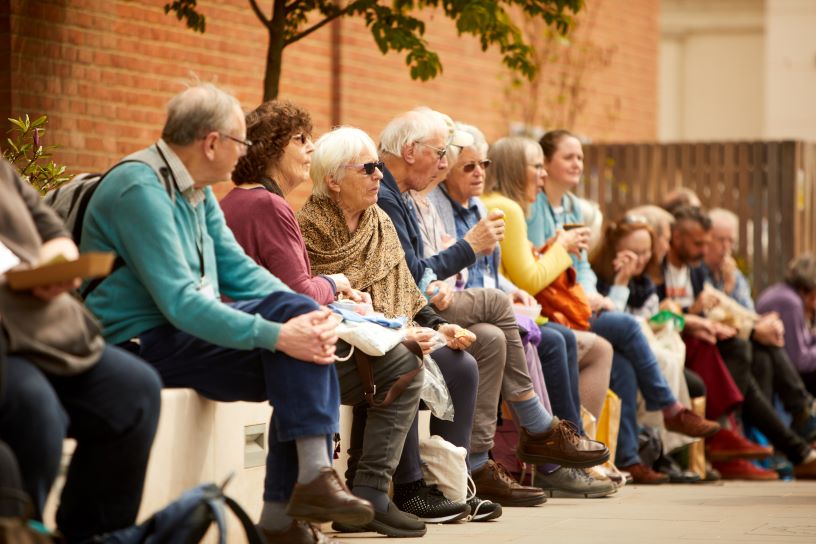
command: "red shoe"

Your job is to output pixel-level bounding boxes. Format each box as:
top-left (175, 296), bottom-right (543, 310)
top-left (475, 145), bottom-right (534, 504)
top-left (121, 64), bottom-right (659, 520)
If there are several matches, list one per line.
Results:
top-left (712, 459), bottom-right (779, 481)
top-left (706, 428), bottom-right (773, 462)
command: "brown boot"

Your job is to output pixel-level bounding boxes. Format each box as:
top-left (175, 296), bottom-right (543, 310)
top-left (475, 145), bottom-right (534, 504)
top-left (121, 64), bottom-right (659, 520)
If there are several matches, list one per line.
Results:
top-left (258, 521), bottom-right (340, 544)
top-left (664, 408), bottom-right (720, 438)
top-left (617, 463), bottom-right (670, 485)
top-left (286, 467), bottom-right (374, 525)
top-left (516, 417), bottom-right (610, 468)
top-left (471, 459), bottom-right (547, 507)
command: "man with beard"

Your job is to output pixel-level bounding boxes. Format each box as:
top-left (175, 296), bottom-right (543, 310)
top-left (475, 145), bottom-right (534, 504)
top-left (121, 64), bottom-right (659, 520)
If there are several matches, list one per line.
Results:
top-left (660, 206), bottom-right (816, 479)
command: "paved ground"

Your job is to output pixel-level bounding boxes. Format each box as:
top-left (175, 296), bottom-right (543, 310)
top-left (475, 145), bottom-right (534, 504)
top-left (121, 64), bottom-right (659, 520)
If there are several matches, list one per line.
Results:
top-left (333, 481), bottom-right (816, 544)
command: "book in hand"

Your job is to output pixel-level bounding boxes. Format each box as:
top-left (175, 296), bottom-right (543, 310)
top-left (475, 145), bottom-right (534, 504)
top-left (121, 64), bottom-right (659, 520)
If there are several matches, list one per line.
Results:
top-left (5, 252), bottom-right (116, 291)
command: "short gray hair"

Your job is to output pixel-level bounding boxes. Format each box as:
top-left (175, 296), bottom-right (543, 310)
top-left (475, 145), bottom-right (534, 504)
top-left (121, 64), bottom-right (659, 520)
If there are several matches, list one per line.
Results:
top-left (786, 253), bottom-right (816, 293)
top-left (709, 208), bottom-right (739, 232)
top-left (379, 107), bottom-right (449, 157)
top-left (162, 83), bottom-right (242, 146)
top-left (447, 122), bottom-right (488, 164)
top-left (311, 126), bottom-right (379, 198)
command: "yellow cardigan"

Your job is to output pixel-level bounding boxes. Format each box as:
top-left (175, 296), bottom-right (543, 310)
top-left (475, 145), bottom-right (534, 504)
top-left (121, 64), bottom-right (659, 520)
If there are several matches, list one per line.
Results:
top-left (481, 192), bottom-right (573, 295)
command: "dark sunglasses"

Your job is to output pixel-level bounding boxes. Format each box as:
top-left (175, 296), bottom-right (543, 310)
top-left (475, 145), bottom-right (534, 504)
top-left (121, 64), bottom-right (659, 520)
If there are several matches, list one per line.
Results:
top-left (291, 133), bottom-right (310, 145)
top-left (345, 161), bottom-right (384, 175)
top-left (462, 159), bottom-right (491, 173)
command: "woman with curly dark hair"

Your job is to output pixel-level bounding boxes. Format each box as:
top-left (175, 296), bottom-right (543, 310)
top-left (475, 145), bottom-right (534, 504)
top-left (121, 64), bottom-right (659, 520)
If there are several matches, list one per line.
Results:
top-left (221, 100), bottom-right (362, 303)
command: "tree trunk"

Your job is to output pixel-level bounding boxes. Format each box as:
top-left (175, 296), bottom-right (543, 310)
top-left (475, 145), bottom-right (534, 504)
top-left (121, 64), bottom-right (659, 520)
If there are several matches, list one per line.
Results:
top-left (263, 0), bottom-right (287, 101)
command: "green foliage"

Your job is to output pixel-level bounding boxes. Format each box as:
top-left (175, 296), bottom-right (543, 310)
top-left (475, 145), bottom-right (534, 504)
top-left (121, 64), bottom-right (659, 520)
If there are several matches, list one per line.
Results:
top-left (3, 115), bottom-right (71, 195)
top-left (165, 0), bottom-right (582, 93)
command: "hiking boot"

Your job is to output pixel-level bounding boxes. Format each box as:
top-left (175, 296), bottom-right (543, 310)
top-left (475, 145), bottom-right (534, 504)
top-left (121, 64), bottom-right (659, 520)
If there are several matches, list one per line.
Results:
top-left (706, 428), bottom-right (773, 462)
top-left (617, 463), bottom-right (670, 485)
top-left (465, 496), bottom-right (502, 522)
top-left (663, 408), bottom-right (720, 438)
top-left (393, 480), bottom-right (470, 524)
top-left (516, 417), bottom-right (609, 468)
top-left (533, 467), bottom-right (617, 498)
top-left (286, 467), bottom-right (374, 525)
top-left (471, 460), bottom-right (547, 507)
top-left (330, 501), bottom-right (426, 537)
top-left (259, 521), bottom-right (339, 544)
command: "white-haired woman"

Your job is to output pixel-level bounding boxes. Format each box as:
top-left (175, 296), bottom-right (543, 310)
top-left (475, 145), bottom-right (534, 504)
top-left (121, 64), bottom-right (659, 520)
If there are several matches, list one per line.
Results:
top-left (297, 126), bottom-right (505, 527)
top-left (426, 125), bottom-right (617, 497)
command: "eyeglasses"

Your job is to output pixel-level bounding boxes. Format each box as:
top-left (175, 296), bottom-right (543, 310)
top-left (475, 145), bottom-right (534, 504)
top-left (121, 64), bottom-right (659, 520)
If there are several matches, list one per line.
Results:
top-left (621, 214), bottom-right (649, 225)
top-left (528, 163), bottom-right (546, 173)
top-left (291, 133), bottom-right (310, 145)
top-left (462, 159), bottom-right (491, 173)
top-left (416, 141), bottom-right (447, 160)
top-left (220, 133), bottom-right (253, 148)
top-left (345, 161), bottom-right (384, 175)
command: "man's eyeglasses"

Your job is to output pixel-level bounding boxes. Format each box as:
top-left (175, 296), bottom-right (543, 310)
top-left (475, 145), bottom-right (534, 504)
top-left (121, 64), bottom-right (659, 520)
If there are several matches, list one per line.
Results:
top-left (462, 159), bottom-right (491, 173)
top-left (220, 133), bottom-right (253, 148)
top-left (416, 141), bottom-right (447, 160)
top-left (345, 161), bottom-right (384, 175)
top-left (292, 133), bottom-right (309, 145)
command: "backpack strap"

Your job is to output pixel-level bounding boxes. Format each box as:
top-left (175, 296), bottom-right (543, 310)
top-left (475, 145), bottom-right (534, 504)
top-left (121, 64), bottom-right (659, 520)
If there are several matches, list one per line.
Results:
top-left (223, 496), bottom-right (266, 544)
top-left (354, 339), bottom-right (424, 408)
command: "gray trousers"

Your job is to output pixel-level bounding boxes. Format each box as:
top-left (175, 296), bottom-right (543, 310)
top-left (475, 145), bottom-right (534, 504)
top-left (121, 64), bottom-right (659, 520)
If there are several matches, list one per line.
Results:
top-left (335, 341), bottom-right (423, 493)
top-left (438, 288), bottom-right (534, 454)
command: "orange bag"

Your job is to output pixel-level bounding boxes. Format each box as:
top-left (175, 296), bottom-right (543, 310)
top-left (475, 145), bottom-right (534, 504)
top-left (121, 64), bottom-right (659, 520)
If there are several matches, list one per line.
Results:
top-left (534, 265), bottom-right (592, 331)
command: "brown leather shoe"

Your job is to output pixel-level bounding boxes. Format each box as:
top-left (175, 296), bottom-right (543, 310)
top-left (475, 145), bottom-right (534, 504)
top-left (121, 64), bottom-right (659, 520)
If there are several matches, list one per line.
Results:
top-left (516, 417), bottom-right (610, 468)
top-left (617, 463), bottom-right (670, 485)
top-left (286, 467), bottom-right (374, 525)
top-left (471, 459), bottom-right (547, 507)
top-left (793, 455), bottom-right (816, 479)
top-left (259, 521), bottom-right (340, 544)
top-left (664, 408), bottom-right (720, 438)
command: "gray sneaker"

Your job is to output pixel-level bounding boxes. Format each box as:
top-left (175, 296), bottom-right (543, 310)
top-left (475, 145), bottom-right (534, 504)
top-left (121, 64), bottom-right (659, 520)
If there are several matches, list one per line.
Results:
top-left (533, 467), bottom-right (617, 498)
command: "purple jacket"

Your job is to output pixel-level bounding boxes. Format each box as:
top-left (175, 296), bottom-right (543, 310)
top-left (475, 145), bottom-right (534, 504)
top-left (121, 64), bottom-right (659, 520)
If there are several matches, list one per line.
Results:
top-left (756, 282), bottom-right (816, 374)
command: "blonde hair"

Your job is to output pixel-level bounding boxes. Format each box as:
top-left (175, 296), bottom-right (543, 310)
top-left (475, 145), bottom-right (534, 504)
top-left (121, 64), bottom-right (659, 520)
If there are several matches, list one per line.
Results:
top-left (485, 136), bottom-right (540, 215)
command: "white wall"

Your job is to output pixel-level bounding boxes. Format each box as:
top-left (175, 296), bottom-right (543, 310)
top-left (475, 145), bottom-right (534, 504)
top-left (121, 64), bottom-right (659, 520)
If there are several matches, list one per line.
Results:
top-left (765, 0), bottom-right (816, 140)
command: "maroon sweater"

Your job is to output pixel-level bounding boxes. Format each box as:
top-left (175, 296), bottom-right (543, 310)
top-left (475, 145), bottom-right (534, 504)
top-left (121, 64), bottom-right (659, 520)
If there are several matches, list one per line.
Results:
top-left (220, 187), bottom-right (335, 304)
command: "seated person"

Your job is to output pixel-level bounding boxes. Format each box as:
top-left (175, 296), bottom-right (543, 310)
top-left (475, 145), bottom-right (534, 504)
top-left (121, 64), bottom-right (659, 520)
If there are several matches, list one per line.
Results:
top-left (375, 108), bottom-right (610, 503)
top-left (0, 158), bottom-right (161, 543)
top-left (523, 130), bottom-right (720, 484)
top-left (660, 206), bottom-right (816, 479)
top-left (78, 84), bottom-right (377, 544)
top-left (220, 101), bottom-right (483, 527)
top-left (704, 208), bottom-right (816, 443)
top-left (426, 123), bottom-right (616, 497)
top-left (757, 254), bottom-right (816, 405)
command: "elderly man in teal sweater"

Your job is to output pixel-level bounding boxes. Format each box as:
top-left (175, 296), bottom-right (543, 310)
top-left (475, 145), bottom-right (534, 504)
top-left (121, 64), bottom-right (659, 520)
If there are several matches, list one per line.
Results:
top-left (79, 84), bottom-right (425, 543)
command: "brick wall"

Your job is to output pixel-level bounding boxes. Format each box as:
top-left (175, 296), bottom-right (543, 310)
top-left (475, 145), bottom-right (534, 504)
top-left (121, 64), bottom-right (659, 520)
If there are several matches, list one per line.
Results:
top-left (5, 0), bottom-right (658, 205)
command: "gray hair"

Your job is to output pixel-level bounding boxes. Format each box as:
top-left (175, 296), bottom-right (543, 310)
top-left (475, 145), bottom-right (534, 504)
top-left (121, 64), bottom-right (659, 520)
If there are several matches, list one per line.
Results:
top-left (709, 207), bottom-right (739, 231)
top-left (311, 126), bottom-right (379, 198)
top-left (628, 204), bottom-right (674, 238)
top-left (447, 122), bottom-right (488, 164)
top-left (161, 83), bottom-right (242, 146)
top-left (378, 107), bottom-right (449, 157)
top-left (786, 253), bottom-right (816, 293)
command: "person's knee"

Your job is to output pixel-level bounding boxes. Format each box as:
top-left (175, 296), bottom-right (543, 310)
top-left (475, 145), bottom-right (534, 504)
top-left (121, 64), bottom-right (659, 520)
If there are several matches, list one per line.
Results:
top-left (258, 291), bottom-right (321, 322)
top-left (5, 363), bottom-right (68, 438)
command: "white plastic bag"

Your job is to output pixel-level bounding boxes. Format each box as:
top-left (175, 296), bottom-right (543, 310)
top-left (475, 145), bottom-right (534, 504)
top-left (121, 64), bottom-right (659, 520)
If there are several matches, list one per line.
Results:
top-left (421, 355), bottom-right (454, 421)
top-left (335, 320), bottom-right (405, 356)
top-left (419, 435), bottom-right (468, 503)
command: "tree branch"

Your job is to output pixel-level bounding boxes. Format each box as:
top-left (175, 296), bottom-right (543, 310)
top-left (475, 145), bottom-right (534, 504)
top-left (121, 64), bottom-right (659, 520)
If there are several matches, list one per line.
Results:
top-left (284, 4), bottom-right (355, 45)
top-left (248, 0), bottom-right (271, 29)
top-left (284, 0), bottom-right (302, 15)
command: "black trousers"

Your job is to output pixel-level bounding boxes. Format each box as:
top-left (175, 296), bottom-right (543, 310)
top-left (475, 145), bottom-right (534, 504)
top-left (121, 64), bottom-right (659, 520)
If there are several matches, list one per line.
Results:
top-left (0, 347), bottom-right (161, 543)
top-left (751, 342), bottom-right (813, 419)
top-left (717, 338), bottom-right (810, 464)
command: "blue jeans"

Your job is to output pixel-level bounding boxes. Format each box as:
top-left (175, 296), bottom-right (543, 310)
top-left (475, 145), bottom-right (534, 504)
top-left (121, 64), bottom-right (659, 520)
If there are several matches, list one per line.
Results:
top-left (590, 311), bottom-right (675, 466)
top-left (536, 322), bottom-right (583, 433)
top-left (132, 291), bottom-right (340, 502)
top-left (0, 346), bottom-right (161, 543)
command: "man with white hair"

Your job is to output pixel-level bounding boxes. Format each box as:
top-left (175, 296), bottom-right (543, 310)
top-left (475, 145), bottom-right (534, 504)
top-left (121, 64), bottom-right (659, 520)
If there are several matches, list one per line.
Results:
top-left (80, 84), bottom-right (376, 543)
top-left (374, 107), bottom-right (610, 512)
top-left (704, 208), bottom-right (816, 444)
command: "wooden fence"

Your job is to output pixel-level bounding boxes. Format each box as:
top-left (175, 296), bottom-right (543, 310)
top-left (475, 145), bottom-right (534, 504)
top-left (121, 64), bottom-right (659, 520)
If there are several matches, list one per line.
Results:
top-left (580, 141), bottom-right (816, 293)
